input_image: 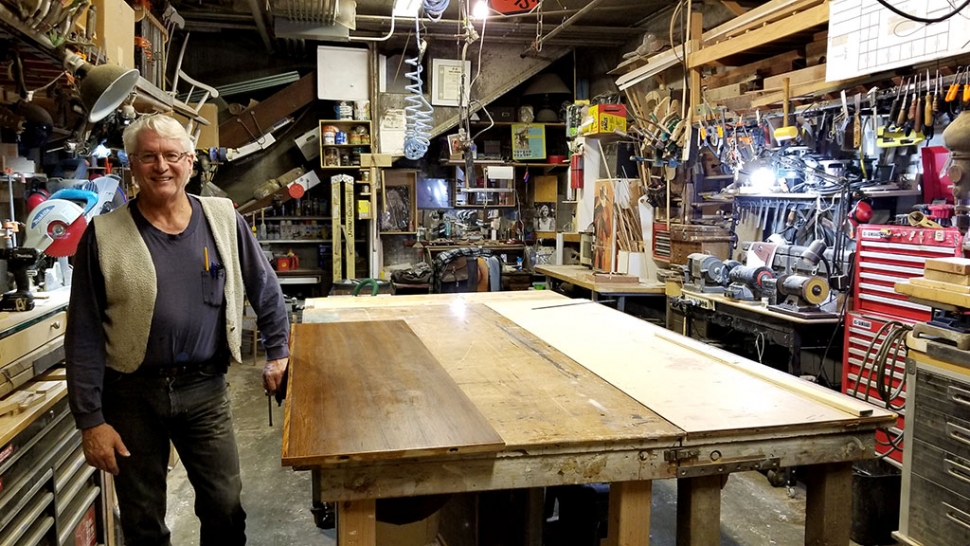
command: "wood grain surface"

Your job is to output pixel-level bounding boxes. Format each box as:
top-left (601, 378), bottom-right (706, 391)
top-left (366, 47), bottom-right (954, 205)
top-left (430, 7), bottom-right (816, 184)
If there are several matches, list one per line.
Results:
top-left (282, 320), bottom-right (505, 467)
top-left (300, 302), bottom-right (682, 452)
top-left (486, 300), bottom-right (895, 439)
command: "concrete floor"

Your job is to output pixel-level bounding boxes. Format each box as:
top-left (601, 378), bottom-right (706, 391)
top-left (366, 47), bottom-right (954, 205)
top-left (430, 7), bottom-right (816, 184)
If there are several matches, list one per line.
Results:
top-left (163, 364), bottom-right (831, 545)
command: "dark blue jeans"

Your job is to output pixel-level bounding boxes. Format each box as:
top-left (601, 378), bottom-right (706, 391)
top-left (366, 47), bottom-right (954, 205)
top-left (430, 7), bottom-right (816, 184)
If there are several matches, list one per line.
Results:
top-left (103, 366), bottom-right (246, 546)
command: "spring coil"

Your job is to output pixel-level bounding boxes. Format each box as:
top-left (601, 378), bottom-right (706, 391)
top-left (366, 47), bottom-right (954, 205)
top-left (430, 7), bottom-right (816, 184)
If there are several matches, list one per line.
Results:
top-left (403, 22), bottom-right (434, 160)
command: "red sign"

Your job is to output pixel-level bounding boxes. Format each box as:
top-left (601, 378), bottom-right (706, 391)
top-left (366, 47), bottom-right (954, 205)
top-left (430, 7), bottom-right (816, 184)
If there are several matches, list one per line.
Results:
top-left (491, 0), bottom-right (540, 15)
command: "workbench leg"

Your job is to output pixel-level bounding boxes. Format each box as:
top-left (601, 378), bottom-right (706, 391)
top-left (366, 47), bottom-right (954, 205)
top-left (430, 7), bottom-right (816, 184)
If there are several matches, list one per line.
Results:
top-left (606, 480), bottom-right (652, 546)
top-left (524, 488), bottom-right (544, 546)
top-left (804, 462), bottom-right (852, 546)
top-left (789, 329), bottom-right (802, 376)
top-left (617, 296), bottom-right (627, 313)
top-left (676, 474), bottom-right (722, 546)
top-left (337, 499), bottom-right (376, 546)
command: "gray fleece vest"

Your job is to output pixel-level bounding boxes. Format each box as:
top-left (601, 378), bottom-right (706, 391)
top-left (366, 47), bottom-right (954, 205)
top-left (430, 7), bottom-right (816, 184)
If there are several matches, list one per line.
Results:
top-left (94, 196), bottom-right (244, 372)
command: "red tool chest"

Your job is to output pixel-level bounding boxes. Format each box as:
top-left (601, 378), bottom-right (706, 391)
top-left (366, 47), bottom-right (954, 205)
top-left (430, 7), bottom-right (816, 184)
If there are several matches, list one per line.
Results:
top-left (853, 225), bottom-right (962, 322)
top-left (844, 225), bottom-right (962, 466)
top-left (843, 311), bottom-right (910, 465)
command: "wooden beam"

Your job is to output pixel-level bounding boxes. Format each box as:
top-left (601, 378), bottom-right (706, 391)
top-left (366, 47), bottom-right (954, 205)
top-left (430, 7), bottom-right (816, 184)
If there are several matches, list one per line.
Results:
top-left (606, 481), bottom-right (652, 546)
top-left (690, 2), bottom-right (828, 68)
top-left (763, 64), bottom-right (828, 91)
top-left (702, 0), bottom-right (824, 46)
top-left (804, 463), bottom-right (852, 546)
top-left (676, 475), bottom-right (722, 546)
top-left (337, 499), bottom-right (377, 546)
top-left (218, 73), bottom-right (316, 149)
top-left (720, 0), bottom-right (748, 16)
top-left (702, 50), bottom-right (803, 88)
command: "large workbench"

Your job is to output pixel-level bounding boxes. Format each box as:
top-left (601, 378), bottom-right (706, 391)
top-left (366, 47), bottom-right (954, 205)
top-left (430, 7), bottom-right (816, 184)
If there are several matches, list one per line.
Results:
top-left (535, 264), bottom-right (664, 312)
top-left (285, 292), bottom-right (895, 545)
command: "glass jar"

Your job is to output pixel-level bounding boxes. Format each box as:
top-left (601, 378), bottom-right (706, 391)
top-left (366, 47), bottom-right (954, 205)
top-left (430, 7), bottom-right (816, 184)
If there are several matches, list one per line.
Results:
top-left (323, 147), bottom-right (339, 167)
top-left (357, 125), bottom-right (370, 145)
top-left (351, 147), bottom-right (362, 166)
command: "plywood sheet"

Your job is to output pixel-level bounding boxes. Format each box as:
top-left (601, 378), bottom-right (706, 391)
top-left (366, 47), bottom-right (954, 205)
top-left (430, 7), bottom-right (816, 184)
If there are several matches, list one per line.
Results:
top-left (486, 300), bottom-right (893, 439)
top-left (300, 303), bottom-right (683, 451)
top-left (283, 320), bottom-right (504, 466)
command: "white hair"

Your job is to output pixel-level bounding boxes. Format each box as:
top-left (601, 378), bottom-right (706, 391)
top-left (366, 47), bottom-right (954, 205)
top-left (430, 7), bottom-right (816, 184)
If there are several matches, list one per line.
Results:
top-left (122, 115), bottom-right (193, 155)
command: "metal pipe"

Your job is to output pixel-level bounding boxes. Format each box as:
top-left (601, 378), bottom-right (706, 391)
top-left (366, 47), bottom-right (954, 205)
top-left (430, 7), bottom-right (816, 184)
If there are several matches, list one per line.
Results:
top-left (523, 0), bottom-right (608, 55)
top-left (246, 0), bottom-right (274, 52)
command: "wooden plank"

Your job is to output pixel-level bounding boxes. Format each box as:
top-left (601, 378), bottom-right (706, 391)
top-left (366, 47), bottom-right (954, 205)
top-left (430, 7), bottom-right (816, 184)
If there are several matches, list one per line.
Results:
top-left (676, 475), bottom-right (722, 546)
top-left (763, 64), bottom-right (828, 91)
top-left (485, 300), bottom-right (891, 437)
top-left (895, 280), bottom-right (970, 308)
top-left (701, 0), bottom-right (823, 46)
top-left (218, 73), bottom-right (315, 149)
top-left (338, 499), bottom-right (376, 546)
top-left (282, 320), bottom-right (505, 466)
top-left (925, 257), bottom-right (970, 275)
top-left (606, 481), bottom-right (652, 546)
top-left (804, 462), bottom-right (852, 546)
top-left (704, 82), bottom-right (751, 102)
top-left (535, 175), bottom-right (558, 203)
top-left (910, 276), bottom-right (970, 294)
top-left (702, 50), bottom-right (803, 89)
top-left (0, 376), bottom-right (65, 447)
top-left (924, 268), bottom-right (970, 285)
top-left (299, 302), bottom-right (683, 452)
top-left (689, 3), bottom-right (829, 69)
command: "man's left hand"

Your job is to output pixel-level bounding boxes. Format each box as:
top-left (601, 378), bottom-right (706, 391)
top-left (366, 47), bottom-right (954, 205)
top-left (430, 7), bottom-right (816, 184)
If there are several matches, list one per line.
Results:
top-left (263, 357), bottom-right (288, 394)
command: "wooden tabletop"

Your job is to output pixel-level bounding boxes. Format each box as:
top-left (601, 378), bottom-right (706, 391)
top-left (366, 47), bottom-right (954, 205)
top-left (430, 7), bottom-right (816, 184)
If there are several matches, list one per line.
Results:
top-left (535, 265), bottom-right (665, 294)
top-left (287, 294), bottom-right (683, 468)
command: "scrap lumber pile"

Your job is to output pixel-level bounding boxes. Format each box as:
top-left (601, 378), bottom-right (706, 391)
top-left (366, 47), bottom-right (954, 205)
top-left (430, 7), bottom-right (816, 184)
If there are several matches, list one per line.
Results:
top-left (895, 258), bottom-right (970, 306)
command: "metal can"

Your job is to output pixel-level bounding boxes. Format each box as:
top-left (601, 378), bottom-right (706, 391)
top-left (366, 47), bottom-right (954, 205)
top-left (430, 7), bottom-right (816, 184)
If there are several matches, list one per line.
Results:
top-left (335, 131), bottom-right (347, 145)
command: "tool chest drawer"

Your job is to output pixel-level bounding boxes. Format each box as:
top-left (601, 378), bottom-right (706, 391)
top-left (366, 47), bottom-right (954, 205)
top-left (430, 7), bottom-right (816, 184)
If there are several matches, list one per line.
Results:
top-left (0, 311), bottom-right (66, 370)
top-left (911, 404), bottom-right (970, 462)
top-left (908, 473), bottom-right (970, 546)
top-left (0, 399), bottom-right (74, 530)
top-left (911, 438), bottom-right (970, 500)
top-left (0, 394), bottom-right (104, 546)
top-left (914, 367), bottom-right (970, 423)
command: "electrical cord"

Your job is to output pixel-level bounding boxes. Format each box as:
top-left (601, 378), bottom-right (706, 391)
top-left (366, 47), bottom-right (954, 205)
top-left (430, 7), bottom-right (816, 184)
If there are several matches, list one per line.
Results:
top-left (874, 0), bottom-right (970, 24)
top-left (848, 319), bottom-right (911, 459)
top-left (423, 0), bottom-right (451, 21)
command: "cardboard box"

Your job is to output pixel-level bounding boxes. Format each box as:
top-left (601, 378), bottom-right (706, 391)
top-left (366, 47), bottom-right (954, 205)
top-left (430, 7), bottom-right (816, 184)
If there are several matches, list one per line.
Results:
top-left (377, 512), bottom-right (440, 546)
top-left (172, 103), bottom-right (220, 150)
top-left (586, 104), bottom-right (627, 135)
top-left (92, 0), bottom-right (136, 69)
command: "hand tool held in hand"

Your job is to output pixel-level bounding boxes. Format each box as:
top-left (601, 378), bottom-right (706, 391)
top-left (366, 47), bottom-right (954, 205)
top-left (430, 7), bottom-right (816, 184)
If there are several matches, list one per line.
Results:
top-left (774, 78), bottom-right (797, 142)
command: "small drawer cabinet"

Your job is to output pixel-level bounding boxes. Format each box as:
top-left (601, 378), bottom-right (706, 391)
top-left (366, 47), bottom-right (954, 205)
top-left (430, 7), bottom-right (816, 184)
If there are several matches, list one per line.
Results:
top-left (0, 388), bottom-right (107, 546)
top-left (897, 350), bottom-right (970, 545)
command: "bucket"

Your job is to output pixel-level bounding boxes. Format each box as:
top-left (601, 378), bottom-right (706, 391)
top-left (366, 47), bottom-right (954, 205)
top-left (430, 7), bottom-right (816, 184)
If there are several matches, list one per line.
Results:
top-left (850, 459), bottom-right (901, 545)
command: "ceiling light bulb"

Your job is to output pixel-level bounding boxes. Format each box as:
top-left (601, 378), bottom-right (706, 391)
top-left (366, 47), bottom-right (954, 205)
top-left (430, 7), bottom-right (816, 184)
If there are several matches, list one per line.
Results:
top-left (473, 0), bottom-right (489, 19)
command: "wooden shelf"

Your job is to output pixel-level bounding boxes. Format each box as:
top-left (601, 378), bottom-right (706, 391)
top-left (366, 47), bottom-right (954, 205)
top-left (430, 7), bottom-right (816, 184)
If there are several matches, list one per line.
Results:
top-left (319, 166), bottom-right (364, 170)
top-left (323, 144), bottom-right (373, 148)
top-left (443, 160), bottom-right (567, 168)
top-left (319, 119), bottom-right (372, 124)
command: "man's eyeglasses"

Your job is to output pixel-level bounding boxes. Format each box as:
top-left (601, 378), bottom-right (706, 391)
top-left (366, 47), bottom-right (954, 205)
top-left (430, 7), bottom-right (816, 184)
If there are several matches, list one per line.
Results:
top-left (131, 151), bottom-right (190, 164)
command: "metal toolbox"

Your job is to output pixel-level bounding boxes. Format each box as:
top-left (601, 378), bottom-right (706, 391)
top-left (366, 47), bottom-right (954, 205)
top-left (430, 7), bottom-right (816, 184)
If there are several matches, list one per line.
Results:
top-left (899, 353), bottom-right (970, 545)
top-left (842, 311), bottom-right (908, 465)
top-left (853, 226), bottom-right (961, 321)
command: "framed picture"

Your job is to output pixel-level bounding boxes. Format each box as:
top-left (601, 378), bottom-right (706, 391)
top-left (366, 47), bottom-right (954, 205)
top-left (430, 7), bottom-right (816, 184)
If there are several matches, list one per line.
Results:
top-left (381, 171), bottom-right (417, 233)
top-left (534, 202), bottom-right (556, 232)
top-left (446, 134), bottom-right (464, 160)
top-left (431, 59), bottom-right (472, 107)
top-left (511, 124), bottom-right (546, 160)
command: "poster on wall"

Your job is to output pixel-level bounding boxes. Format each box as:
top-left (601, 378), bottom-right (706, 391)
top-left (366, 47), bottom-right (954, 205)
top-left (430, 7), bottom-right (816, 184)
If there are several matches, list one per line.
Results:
top-left (511, 124), bottom-right (546, 160)
top-left (593, 180), bottom-right (616, 272)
